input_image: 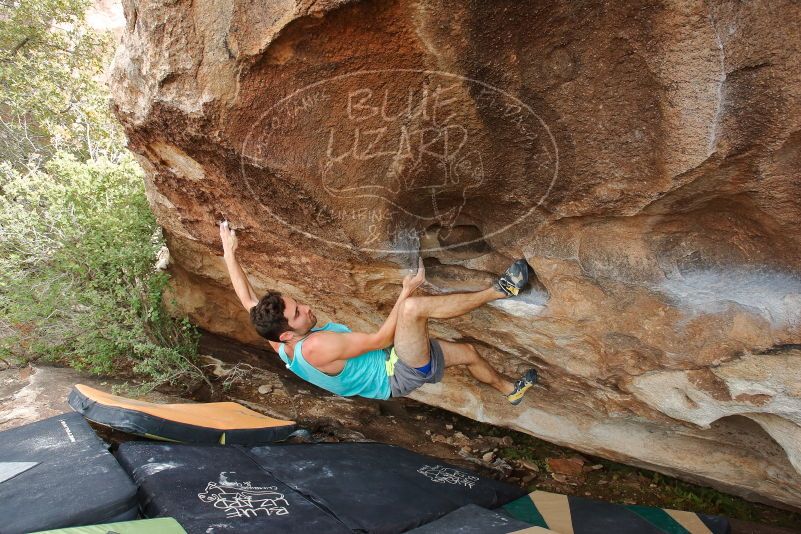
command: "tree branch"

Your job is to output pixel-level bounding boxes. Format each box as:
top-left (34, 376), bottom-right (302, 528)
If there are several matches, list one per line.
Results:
top-left (4, 36), bottom-right (32, 58)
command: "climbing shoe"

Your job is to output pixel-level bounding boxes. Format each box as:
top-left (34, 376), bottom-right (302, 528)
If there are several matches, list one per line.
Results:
top-left (506, 368), bottom-right (538, 405)
top-left (494, 259), bottom-right (529, 297)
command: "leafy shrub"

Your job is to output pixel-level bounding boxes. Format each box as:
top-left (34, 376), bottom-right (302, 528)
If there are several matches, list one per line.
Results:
top-left (0, 0), bottom-right (203, 392)
top-left (0, 154), bottom-right (204, 391)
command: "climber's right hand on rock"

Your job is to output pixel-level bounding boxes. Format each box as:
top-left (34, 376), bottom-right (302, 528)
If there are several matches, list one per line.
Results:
top-left (402, 257), bottom-right (426, 295)
top-left (220, 220), bottom-right (238, 256)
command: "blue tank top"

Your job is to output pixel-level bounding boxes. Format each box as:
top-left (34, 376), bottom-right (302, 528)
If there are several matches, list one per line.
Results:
top-left (277, 322), bottom-right (391, 400)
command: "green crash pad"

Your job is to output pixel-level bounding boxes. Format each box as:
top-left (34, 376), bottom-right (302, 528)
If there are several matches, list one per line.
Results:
top-left (31, 517), bottom-right (187, 534)
top-left (503, 490), bottom-right (731, 534)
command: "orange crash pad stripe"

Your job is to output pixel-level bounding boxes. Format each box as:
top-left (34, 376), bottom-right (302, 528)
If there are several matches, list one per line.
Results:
top-left (74, 384), bottom-right (294, 430)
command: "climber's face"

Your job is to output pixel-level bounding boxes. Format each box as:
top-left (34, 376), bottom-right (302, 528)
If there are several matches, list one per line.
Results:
top-left (282, 296), bottom-right (317, 337)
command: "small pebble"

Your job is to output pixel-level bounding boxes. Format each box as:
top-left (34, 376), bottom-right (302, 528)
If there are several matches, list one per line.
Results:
top-left (445, 424), bottom-right (453, 430)
top-left (482, 451), bottom-right (496, 462)
top-left (257, 384), bottom-right (272, 395)
top-left (521, 460), bottom-right (540, 472)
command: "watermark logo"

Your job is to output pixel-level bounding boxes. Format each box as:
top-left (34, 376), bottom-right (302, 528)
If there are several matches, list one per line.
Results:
top-left (241, 70), bottom-right (558, 254)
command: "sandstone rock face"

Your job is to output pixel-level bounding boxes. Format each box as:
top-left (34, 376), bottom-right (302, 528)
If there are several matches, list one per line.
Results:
top-left (110, 0), bottom-right (801, 510)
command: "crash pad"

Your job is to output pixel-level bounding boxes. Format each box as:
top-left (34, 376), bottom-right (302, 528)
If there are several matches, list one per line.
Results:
top-left (246, 442), bottom-right (527, 532)
top-left (69, 384), bottom-right (296, 445)
top-left (114, 442), bottom-right (350, 534)
top-left (405, 504), bottom-right (537, 533)
top-left (31, 517), bottom-right (187, 534)
top-left (503, 490), bottom-right (731, 534)
top-left (0, 412), bottom-right (138, 534)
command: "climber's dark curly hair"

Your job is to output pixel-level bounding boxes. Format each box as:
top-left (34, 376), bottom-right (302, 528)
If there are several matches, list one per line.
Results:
top-left (250, 291), bottom-right (291, 342)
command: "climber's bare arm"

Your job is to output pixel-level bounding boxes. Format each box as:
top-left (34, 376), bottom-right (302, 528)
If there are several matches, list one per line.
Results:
top-left (220, 221), bottom-right (259, 311)
top-left (303, 331), bottom-right (386, 365)
top-left (303, 259), bottom-right (426, 365)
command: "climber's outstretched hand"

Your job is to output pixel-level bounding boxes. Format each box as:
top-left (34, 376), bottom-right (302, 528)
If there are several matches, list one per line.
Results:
top-left (220, 220), bottom-right (238, 256)
top-left (402, 257), bottom-right (426, 295)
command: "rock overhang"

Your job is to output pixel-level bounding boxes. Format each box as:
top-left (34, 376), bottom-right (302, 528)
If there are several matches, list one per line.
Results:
top-left (110, 0), bottom-right (801, 510)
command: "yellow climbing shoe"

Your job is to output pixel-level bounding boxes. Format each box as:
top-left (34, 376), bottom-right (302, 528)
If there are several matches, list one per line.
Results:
top-left (506, 368), bottom-right (539, 405)
top-left (495, 259), bottom-right (530, 297)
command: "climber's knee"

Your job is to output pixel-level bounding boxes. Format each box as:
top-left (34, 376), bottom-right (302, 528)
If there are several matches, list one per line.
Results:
top-left (400, 296), bottom-right (426, 319)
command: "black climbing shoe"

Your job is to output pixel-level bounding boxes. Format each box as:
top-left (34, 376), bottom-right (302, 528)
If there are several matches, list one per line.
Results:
top-left (494, 259), bottom-right (529, 297)
top-left (506, 368), bottom-right (538, 405)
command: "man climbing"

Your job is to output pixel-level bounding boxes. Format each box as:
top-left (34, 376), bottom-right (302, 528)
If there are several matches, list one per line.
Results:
top-left (219, 221), bottom-right (538, 404)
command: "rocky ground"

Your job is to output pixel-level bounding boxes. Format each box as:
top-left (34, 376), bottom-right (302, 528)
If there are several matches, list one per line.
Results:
top-left (2, 331), bottom-right (800, 533)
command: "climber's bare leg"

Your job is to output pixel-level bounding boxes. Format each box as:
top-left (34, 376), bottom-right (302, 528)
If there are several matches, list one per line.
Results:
top-left (437, 340), bottom-right (515, 395)
top-left (393, 287), bottom-right (504, 367)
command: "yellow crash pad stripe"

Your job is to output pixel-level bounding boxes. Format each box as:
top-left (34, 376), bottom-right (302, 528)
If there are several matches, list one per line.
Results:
top-left (530, 491), bottom-right (574, 534)
top-left (142, 433), bottom-right (180, 443)
top-left (665, 510), bottom-right (714, 534)
top-left (75, 384), bottom-right (295, 430)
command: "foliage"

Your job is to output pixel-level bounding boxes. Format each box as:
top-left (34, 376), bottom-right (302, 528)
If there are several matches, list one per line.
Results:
top-left (0, 1), bottom-right (203, 391)
top-left (0, 154), bottom-right (204, 390)
top-left (0, 0), bottom-right (123, 168)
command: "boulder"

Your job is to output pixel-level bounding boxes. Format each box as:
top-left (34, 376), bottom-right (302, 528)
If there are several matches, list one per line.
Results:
top-left (109, 0), bottom-right (801, 510)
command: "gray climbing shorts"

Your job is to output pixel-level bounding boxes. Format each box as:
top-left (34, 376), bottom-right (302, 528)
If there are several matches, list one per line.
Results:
top-left (386, 339), bottom-right (446, 397)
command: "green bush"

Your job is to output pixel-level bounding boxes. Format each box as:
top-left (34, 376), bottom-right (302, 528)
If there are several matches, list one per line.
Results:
top-left (0, 154), bottom-right (203, 391)
top-left (0, 0), bottom-right (203, 392)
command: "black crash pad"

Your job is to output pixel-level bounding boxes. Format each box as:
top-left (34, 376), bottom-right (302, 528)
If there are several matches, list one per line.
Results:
top-left (0, 412), bottom-right (138, 534)
top-left (114, 442), bottom-right (350, 534)
top-left (405, 504), bottom-right (534, 533)
top-left (246, 442), bottom-right (527, 533)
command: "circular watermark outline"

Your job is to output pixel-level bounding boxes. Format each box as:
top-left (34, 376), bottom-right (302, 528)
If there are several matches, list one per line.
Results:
top-left (239, 69), bottom-right (559, 254)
